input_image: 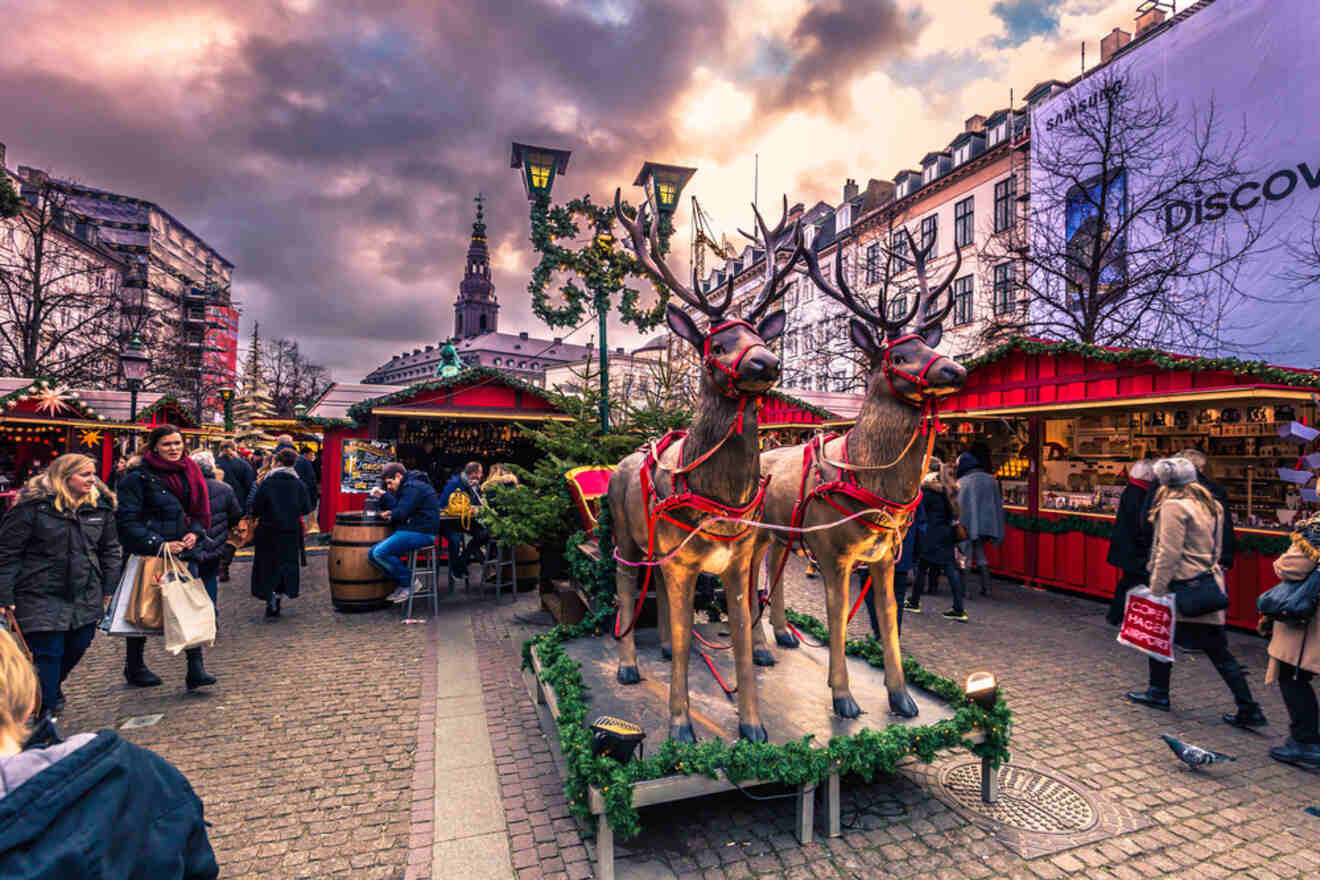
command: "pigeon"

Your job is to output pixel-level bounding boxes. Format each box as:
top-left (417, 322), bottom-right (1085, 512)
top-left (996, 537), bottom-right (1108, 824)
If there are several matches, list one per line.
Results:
top-left (1161, 734), bottom-right (1236, 769)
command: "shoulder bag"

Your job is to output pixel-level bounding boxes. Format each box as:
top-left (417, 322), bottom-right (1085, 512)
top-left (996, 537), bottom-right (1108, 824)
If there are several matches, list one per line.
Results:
top-left (1257, 567), bottom-right (1320, 624)
top-left (0, 607), bottom-right (32, 662)
top-left (1169, 508), bottom-right (1229, 618)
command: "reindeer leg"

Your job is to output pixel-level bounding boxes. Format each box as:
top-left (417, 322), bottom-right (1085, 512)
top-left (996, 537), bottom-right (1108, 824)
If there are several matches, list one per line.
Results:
top-left (766, 541), bottom-right (798, 649)
top-left (870, 560), bottom-right (917, 718)
top-left (749, 545), bottom-right (776, 667)
top-left (664, 564), bottom-right (698, 743)
top-left (822, 559), bottom-right (861, 718)
top-left (725, 555), bottom-right (767, 741)
top-left (614, 530), bottom-right (643, 685)
top-left (657, 570), bottom-right (672, 661)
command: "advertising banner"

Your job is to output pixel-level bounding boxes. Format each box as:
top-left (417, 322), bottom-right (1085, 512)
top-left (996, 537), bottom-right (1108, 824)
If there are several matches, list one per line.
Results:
top-left (340, 440), bottom-right (396, 494)
top-left (1029, 0), bottom-right (1318, 362)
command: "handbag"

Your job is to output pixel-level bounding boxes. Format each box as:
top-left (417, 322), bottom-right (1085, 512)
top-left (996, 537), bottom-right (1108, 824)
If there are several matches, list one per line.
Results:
top-left (229, 514), bottom-right (258, 549)
top-left (158, 544), bottom-right (215, 654)
top-left (0, 607), bottom-right (33, 663)
top-left (126, 548), bottom-right (170, 629)
top-left (952, 522), bottom-right (970, 543)
top-left (1257, 567), bottom-right (1320, 624)
top-left (1168, 507), bottom-right (1229, 617)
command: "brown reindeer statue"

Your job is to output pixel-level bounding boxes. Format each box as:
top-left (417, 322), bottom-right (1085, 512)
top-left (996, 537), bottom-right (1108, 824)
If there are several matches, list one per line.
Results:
top-left (750, 228), bottom-right (967, 719)
top-left (609, 192), bottom-right (801, 744)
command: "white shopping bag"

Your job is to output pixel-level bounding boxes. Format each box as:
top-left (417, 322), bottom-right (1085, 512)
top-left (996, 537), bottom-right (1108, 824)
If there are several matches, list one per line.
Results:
top-left (102, 555), bottom-right (163, 637)
top-left (1116, 587), bottom-right (1177, 663)
top-left (158, 545), bottom-right (216, 654)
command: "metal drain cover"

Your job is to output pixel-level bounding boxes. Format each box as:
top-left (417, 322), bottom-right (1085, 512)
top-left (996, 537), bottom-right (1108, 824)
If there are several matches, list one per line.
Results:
top-left (941, 762), bottom-right (1097, 833)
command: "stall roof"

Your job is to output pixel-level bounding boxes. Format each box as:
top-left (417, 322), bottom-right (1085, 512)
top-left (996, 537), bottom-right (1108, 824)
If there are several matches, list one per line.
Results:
top-left (0, 377), bottom-right (190, 425)
top-left (305, 382), bottom-right (405, 421)
top-left (310, 369), bottom-right (568, 427)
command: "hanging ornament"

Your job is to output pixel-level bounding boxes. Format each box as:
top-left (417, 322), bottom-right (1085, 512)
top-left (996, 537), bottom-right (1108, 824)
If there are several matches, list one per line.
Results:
top-left (29, 385), bottom-right (75, 416)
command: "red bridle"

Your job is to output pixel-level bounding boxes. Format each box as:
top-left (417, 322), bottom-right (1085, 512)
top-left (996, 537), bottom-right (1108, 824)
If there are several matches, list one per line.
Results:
top-left (880, 332), bottom-right (947, 435)
top-left (703, 320), bottom-right (768, 398)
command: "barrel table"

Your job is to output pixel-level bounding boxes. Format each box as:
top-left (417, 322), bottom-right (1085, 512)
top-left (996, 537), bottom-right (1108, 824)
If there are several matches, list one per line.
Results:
top-left (515, 544), bottom-right (540, 590)
top-left (329, 513), bottom-right (394, 611)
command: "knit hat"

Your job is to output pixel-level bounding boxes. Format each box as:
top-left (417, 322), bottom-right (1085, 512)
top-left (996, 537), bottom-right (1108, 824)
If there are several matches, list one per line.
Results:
top-left (955, 452), bottom-right (981, 479)
top-left (1129, 459), bottom-right (1155, 482)
top-left (1153, 456), bottom-right (1196, 487)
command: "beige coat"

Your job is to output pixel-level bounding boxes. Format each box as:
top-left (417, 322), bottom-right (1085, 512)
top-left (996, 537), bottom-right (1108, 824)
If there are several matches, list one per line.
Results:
top-left (1147, 495), bottom-right (1226, 625)
top-left (1267, 548), bottom-right (1320, 681)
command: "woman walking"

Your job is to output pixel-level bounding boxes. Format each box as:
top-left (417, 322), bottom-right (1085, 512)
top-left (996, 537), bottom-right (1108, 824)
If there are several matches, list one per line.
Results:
top-left (912, 465), bottom-right (967, 622)
top-left (116, 425), bottom-right (216, 691)
top-left (1258, 513), bottom-right (1320, 767)
top-left (0, 454), bottom-right (121, 719)
top-left (956, 451), bottom-right (1005, 599)
top-left (1125, 457), bottom-right (1266, 728)
top-left (190, 450), bottom-right (242, 613)
top-left (250, 448), bottom-right (313, 619)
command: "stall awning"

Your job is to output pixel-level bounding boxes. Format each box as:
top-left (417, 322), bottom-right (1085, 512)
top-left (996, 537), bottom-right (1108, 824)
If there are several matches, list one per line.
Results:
top-left (942, 386), bottom-right (1316, 419)
top-left (370, 406), bottom-right (574, 422)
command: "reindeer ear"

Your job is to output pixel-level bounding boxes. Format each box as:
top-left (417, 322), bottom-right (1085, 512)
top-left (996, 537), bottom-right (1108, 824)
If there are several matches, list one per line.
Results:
top-left (849, 319), bottom-right (882, 363)
top-left (922, 323), bottom-right (944, 349)
top-left (755, 309), bottom-right (786, 344)
top-left (666, 303), bottom-right (705, 351)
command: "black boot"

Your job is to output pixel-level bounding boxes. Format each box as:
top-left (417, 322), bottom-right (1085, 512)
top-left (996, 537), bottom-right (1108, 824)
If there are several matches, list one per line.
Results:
top-left (979, 567), bottom-right (991, 598)
top-left (1125, 687), bottom-right (1170, 710)
top-left (123, 637), bottom-right (161, 687)
top-left (185, 648), bottom-right (216, 691)
top-left (1218, 658), bottom-right (1267, 729)
top-left (265, 596), bottom-right (280, 618)
top-left (1269, 739), bottom-right (1320, 768)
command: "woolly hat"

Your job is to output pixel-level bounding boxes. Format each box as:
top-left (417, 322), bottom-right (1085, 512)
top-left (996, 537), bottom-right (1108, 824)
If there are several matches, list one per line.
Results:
top-left (955, 452), bottom-right (981, 478)
top-left (1153, 456), bottom-right (1196, 487)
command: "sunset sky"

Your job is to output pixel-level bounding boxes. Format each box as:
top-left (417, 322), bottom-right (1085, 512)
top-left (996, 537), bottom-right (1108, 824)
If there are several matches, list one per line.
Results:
top-left (2, 0), bottom-right (1144, 381)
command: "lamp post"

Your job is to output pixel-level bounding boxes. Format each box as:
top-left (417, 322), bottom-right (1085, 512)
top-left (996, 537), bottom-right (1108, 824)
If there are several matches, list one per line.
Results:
top-left (511, 142), bottom-right (695, 432)
top-left (218, 386), bottom-right (235, 433)
top-left (120, 335), bottom-right (149, 450)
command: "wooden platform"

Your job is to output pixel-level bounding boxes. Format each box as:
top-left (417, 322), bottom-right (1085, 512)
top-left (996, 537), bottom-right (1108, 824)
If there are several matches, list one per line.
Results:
top-left (527, 622), bottom-right (991, 880)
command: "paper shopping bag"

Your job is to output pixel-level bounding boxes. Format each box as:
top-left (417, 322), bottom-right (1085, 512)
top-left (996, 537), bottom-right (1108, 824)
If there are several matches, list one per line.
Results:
top-left (158, 545), bottom-right (216, 654)
top-left (104, 555), bottom-right (163, 636)
top-left (125, 550), bottom-right (169, 629)
top-left (1117, 587), bottom-right (1176, 663)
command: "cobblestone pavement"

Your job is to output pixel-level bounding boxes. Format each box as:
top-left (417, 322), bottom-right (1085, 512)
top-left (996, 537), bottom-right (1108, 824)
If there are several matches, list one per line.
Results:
top-left (476, 556), bottom-right (1320, 880)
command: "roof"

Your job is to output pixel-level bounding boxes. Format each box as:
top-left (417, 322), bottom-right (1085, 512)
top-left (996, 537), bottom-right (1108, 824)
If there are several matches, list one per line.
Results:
top-left (774, 388), bottom-right (864, 421)
top-left (921, 150), bottom-right (951, 165)
top-left (0, 377), bottom-right (194, 426)
top-left (306, 382), bottom-right (405, 421)
top-left (345, 366), bottom-right (562, 424)
top-left (1025, 79), bottom-right (1067, 102)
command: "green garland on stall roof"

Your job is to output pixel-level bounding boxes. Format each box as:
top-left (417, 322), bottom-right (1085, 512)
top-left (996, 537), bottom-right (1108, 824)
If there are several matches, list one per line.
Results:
top-left (522, 600), bottom-right (1012, 840)
top-left (765, 389), bottom-right (838, 421)
top-left (964, 336), bottom-right (1320, 387)
top-left (527, 192), bottom-right (673, 334)
top-left (1004, 511), bottom-right (1292, 555)
top-left (344, 366), bottom-right (551, 425)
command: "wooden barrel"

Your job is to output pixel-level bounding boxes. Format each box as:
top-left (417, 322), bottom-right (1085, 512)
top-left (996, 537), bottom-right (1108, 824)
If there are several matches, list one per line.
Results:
top-left (515, 544), bottom-right (540, 589)
top-left (329, 513), bottom-right (394, 611)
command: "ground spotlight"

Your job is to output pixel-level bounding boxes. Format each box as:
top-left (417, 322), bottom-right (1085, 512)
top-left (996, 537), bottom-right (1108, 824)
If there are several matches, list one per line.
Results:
top-left (966, 671), bottom-right (998, 710)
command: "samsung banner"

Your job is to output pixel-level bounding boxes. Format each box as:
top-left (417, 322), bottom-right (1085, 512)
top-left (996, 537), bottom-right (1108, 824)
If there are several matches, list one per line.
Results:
top-left (1029, 0), bottom-right (1315, 363)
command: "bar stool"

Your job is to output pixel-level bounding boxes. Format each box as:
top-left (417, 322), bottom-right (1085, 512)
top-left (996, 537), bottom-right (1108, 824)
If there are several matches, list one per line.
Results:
top-left (481, 543), bottom-right (516, 603)
top-left (404, 540), bottom-right (440, 618)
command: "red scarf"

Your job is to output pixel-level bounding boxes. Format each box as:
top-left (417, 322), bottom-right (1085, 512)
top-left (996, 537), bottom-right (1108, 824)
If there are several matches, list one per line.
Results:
top-left (143, 451), bottom-right (211, 529)
top-left (1129, 478), bottom-right (1151, 490)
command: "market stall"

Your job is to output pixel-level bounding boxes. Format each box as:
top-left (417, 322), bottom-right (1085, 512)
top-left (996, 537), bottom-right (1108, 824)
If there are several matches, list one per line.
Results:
top-left (757, 390), bottom-right (850, 449)
top-left (938, 339), bottom-right (1320, 630)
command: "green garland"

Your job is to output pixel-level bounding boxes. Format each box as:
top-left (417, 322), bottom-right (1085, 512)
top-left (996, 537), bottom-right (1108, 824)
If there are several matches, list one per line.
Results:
top-left (344, 366), bottom-right (551, 425)
top-left (765, 389), bottom-right (839, 421)
top-left (522, 603), bottom-right (1012, 839)
top-left (527, 192), bottom-right (672, 334)
top-left (1005, 511), bottom-right (1292, 555)
top-left (965, 337), bottom-right (1320, 387)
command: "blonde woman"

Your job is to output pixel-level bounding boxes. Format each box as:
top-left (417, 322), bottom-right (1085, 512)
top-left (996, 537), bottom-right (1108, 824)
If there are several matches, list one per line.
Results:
top-left (0, 454), bottom-right (120, 720)
top-left (0, 629), bottom-right (219, 877)
top-left (1125, 457), bottom-right (1267, 729)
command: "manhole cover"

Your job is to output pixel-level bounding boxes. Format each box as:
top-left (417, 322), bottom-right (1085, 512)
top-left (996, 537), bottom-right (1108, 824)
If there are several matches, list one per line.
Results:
top-left (940, 762), bottom-right (1097, 833)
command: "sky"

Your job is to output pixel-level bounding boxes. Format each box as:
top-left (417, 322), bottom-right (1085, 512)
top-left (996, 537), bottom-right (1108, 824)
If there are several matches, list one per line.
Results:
top-left (0, 0), bottom-right (1141, 383)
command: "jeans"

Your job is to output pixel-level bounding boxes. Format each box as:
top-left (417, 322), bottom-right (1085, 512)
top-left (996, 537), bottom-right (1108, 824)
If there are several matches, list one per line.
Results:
top-left (917, 562), bottom-right (965, 614)
top-left (198, 560), bottom-right (219, 606)
top-left (862, 569), bottom-right (909, 636)
top-left (440, 528), bottom-right (466, 572)
top-left (368, 530), bottom-right (437, 590)
top-left (1148, 622), bottom-right (1256, 708)
top-left (1278, 662), bottom-right (1319, 744)
top-left (27, 624), bottom-right (97, 714)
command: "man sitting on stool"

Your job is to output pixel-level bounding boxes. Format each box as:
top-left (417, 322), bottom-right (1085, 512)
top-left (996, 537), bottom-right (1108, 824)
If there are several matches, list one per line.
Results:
top-left (440, 461), bottom-right (490, 589)
top-left (368, 463), bottom-right (442, 603)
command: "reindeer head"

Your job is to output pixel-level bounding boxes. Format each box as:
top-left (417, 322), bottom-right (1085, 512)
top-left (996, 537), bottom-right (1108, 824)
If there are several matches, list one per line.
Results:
top-left (803, 226), bottom-right (966, 405)
top-left (616, 191), bottom-right (803, 398)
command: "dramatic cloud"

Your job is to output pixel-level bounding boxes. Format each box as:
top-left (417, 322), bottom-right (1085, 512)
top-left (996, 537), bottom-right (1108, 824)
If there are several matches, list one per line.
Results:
top-left (991, 0), bottom-right (1065, 48)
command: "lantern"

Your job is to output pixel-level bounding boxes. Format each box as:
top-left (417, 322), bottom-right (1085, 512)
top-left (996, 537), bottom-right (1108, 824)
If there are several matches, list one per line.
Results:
top-left (633, 161), bottom-right (697, 216)
top-left (510, 142), bottom-right (572, 201)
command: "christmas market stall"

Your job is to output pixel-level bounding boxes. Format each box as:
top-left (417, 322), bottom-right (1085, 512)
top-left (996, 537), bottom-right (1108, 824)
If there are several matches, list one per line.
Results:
top-left (937, 338), bottom-right (1320, 630)
top-left (757, 389), bottom-right (854, 448)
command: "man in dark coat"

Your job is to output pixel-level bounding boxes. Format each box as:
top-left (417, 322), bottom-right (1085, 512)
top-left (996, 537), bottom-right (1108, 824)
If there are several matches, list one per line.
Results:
top-left (1106, 459), bottom-right (1155, 625)
top-left (861, 493), bottom-right (925, 636)
top-left (275, 434), bottom-right (318, 509)
top-left (914, 470), bottom-right (967, 621)
top-left (439, 461), bottom-right (489, 587)
top-left (216, 440), bottom-right (255, 513)
top-left (190, 451), bottom-right (243, 606)
top-left (370, 463), bottom-right (442, 603)
top-left (250, 448), bottom-right (313, 618)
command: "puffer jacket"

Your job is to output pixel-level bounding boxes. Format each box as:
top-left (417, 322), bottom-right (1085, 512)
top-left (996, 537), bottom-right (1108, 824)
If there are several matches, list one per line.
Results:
top-left (1266, 515), bottom-right (1320, 681)
top-left (115, 459), bottom-right (205, 559)
top-left (383, 470), bottom-right (443, 535)
top-left (918, 474), bottom-right (958, 566)
top-left (0, 475), bottom-right (122, 633)
top-left (196, 477), bottom-right (242, 565)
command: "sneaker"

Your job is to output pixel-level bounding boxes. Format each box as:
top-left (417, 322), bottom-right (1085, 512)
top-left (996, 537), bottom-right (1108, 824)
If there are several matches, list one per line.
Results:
top-left (942, 609), bottom-right (968, 622)
top-left (387, 587), bottom-right (410, 604)
top-left (903, 601), bottom-right (922, 613)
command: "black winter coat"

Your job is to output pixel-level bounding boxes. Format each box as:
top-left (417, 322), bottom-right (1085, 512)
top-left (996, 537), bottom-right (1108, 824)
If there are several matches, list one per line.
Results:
top-left (196, 478), bottom-right (242, 565)
top-left (115, 464), bottom-right (205, 559)
top-left (250, 469), bottom-right (312, 600)
top-left (216, 454), bottom-right (255, 505)
top-left (1107, 480), bottom-right (1152, 575)
top-left (0, 480), bottom-right (121, 633)
top-left (0, 730), bottom-right (218, 879)
top-left (918, 483), bottom-right (958, 566)
top-left (275, 443), bottom-right (318, 506)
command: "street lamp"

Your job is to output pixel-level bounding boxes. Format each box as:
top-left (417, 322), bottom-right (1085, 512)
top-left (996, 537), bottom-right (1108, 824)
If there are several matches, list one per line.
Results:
top-left (120, 335), bottom-right (149, 452)
top-left (218, 386), bottom-right (235, 433)
top-left (510, 143), bottom-right (572, 201)
top-left (633, 162), bottom-right (697, 217)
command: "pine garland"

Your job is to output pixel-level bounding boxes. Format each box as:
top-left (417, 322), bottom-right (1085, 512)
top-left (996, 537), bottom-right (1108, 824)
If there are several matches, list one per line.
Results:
top-left (344, 366), bottom-right (553, 425)
top-left (1004, 510), bottom-right (1291, 555)
top-left (965, 337), bottom-right (1320, 387)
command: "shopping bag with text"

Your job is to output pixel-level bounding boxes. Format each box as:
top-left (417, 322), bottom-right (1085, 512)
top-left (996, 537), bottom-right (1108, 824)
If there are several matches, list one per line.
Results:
top-left (1117, 587), bottom-right (1176, 663)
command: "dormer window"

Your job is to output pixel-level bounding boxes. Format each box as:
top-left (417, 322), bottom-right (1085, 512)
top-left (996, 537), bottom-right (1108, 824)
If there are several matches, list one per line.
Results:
top-left (987, 122), bottom-right (1006, 147)
top-left (953, 143), bottom-right (970, 166)
top-left (922, 164), bottom-right (937, 185)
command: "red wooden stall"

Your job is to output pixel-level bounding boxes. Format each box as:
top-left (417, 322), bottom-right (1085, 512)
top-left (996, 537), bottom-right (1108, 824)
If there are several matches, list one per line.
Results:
top-left (939, 340), bottom-right (1320, 631)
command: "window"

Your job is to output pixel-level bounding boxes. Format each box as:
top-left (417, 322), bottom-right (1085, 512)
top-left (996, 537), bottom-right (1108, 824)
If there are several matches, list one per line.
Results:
top-left (865, 242), bottom-right (882, 284)
top-left (922, 164), bottom-right (936, 185)
top-left (953, 275), bottom-right (973, 326)
top-left (954, 197), bottom-right (974, 248)
top-left (987, 122), bottom-right (1005, 147)
top-left (994, 176), bottom-right (1017, 232)
top-left (993, 263), bottom-right (1017, 315)
top-left (887, 289), bottom-right (908, 321)
top-left (892, 230), bottom-right (911, 268)
top-left (954, 144), bottom-right (970, 165)
top-left (785, 279), bottom-right (799, 310)
top-left (920, 214), bottom-right (938, 258)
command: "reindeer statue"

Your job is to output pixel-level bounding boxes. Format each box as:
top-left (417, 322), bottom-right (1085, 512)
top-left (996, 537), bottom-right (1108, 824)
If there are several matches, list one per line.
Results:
top-left (750, 229), bottom-right (967, 719)
top-left (610, 192), bottom-right (801, 744)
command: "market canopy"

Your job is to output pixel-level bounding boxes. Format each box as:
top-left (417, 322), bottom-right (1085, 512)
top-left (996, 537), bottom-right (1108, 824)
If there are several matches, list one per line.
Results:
top-left (307, 368), bottom-right (571, 426)
top-left (0, 378), bottom-right (199, 429)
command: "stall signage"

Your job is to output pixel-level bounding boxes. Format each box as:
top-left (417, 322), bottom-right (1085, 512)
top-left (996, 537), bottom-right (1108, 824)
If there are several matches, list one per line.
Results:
top-left (341, 440), bottom-right (395, 493)
top-left (1117, 589), bottom-right (1175, 663)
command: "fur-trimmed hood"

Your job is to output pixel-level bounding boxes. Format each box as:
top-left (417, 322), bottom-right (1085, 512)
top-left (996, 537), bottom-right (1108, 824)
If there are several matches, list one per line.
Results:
top-left (1290, 511), bottom-right (1320, 565)
top-left (14, 472), bottom-right (117, 510)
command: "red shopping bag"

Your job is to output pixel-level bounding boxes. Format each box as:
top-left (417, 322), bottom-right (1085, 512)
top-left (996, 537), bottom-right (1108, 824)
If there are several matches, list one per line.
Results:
top-left (1117, 587), bottom-right (1176, 662)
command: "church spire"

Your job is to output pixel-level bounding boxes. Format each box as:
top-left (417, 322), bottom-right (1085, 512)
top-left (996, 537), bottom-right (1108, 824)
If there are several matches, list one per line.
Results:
top-left (455, 193), bottom-right (498, 339)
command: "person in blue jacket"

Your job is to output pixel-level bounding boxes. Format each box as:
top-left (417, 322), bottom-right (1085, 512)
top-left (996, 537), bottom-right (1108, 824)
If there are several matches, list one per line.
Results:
top-left (369, 462), bottom-right (442, 603)
top-left (860, 491), bottom-right (925, 637)
top-left (438, 461), bottom-right (490, 590)
top-left (0, 627), bottom-right (219, 879)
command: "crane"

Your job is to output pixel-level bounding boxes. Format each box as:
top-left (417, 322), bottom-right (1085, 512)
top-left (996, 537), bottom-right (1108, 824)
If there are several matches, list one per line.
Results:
top-left (690, 196), bottom-right (734, 288)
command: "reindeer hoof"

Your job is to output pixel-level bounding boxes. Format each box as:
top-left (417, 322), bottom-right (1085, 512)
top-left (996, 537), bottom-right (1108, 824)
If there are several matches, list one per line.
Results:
top-left (889, 689), bottom-right (919, 718)
top-left (775, 630), bottom-right (800, 649)
top-left (753, 648), bottom-right (776, 667)
top-left (660, 645), bottom-right (672, 661)
top-left (617, 666), bottom-right (641, 685)
top-left (670, 722), bottom-right (697, 744)
top-left (739, 723), bottom-right (769, 743)
top-left (833, 695), bottom-right (863, 718)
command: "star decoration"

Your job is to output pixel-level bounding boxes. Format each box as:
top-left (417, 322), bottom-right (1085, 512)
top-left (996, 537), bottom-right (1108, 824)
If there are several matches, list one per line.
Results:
top-left (79, 430), bottom-right (102, 447)
top-left (29, 384), bottom-right (75, 415)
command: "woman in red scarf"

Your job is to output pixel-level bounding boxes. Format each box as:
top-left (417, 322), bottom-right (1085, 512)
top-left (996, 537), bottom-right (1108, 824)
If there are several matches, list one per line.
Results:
top-left (115, 425), bottom-right (217, 691)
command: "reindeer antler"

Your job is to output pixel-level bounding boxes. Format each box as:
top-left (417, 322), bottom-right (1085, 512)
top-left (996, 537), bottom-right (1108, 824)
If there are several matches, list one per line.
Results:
top-left (745, 199), bottom-right (804, 321)
top-left (900, 227), bottom-right (961, 335)
top-left (615, 188), bottom-right (732, 319)
top-left (801, 234), bottom-right (917, 339)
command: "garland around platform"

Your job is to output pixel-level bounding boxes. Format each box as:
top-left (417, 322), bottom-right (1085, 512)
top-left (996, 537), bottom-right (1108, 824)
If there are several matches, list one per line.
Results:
top-left (1004, 511), bottom-right (1291, 555)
